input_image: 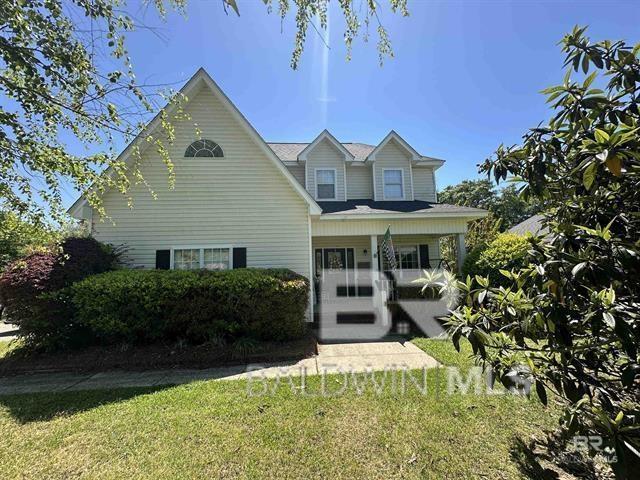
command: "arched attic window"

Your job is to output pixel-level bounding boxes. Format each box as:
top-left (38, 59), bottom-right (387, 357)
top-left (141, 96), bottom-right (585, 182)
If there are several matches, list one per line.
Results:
top-left (184, 139), bottom-right (224, 157)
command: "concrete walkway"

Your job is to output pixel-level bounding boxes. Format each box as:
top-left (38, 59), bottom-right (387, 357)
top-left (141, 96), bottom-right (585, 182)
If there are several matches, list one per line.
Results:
top-left (0, 341), bottom-right (439, 395)
top-left (0, 322), bottom-right (19, 341)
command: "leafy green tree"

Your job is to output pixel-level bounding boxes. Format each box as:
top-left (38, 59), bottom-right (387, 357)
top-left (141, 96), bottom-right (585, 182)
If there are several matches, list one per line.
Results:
top-left (493, 184), bottom-right (543, 229)
top-left (1, 0), bottom-right (408, 224)
top-left (0, 211), bottom-right (60, 271)
top-left (439, 179), bottom-right (541, 230)
top-left (439, 179), bottom-right (499, 211)
top-left (257, 0), bottom-right (409, 69)
top-left (446, 27), bottom-right (640, 477)
top-left (438, 179), bottom-right (542, 269)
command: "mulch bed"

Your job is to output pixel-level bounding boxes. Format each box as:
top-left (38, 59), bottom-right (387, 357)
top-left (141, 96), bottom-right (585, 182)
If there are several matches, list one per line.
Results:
top-left (0, 335), bottom-right (317, 377)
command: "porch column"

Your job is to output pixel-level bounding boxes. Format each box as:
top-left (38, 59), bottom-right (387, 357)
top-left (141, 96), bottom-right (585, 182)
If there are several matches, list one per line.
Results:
top-left (370, 235), bottom-right (378, 274)
top-left (455, 233), bottom-right (466, 275)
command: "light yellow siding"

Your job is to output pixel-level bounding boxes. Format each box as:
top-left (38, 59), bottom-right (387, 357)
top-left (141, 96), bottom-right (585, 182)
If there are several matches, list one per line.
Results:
top-left (373, 140), bottom-right (414, 200)
top-left (92, 85), bottom-right (311, 278)
top-left (346, 165), bottom-right (373, 199)
top-left (311, 218), bottom-right (468, 236)
top-left (286, 164), bottom-right (305, 187)
top-left (413, 166), bottom-right (437, 202)
top-left (305, 139), bottom-right (346, 201)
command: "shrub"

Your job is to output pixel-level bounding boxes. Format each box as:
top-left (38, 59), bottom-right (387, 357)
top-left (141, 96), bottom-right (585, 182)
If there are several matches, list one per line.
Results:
top-left (65, 268), bottom-right (309, 345)
top-left (0, 237), bottom-right (119, 346)
top-left (448, 30), bottom-right (640, 475)
top-left (462, 233), bottom-right (530, 285)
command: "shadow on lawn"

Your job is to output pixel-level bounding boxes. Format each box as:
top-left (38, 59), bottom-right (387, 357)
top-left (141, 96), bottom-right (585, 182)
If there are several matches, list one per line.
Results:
top-left (510, 436), bottom-right (600, 480)
top-left (0, 386), bottom-right (170, 424)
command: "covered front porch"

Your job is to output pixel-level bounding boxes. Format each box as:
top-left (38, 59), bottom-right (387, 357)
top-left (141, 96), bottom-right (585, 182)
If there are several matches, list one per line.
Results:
top-left (309, 216), bottom-right (470, 339)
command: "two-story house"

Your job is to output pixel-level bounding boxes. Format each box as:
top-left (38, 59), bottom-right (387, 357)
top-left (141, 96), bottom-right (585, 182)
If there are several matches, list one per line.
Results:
top-left (69, 68), bottom-right (486, 321)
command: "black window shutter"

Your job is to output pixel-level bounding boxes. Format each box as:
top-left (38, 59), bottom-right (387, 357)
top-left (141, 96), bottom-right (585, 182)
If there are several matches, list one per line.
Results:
top-left (419, 244), bottom-right (431, 269)
top-left (156, 250), bottom-right (170, 270)
top-left (233, 247), bottom-right (247, 269)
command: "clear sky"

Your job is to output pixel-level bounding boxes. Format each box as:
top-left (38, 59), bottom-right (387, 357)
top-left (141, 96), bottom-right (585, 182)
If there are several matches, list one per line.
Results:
top-left (61, 0), bottom-right (640, 208)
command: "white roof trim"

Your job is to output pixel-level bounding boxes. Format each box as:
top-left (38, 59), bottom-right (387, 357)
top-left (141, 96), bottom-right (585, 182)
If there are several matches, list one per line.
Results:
top-left (367, 130), bottom-right (421, 163)
top-left (415, 158), bottom-right (446, 170)
top-left (298, 129), bottom-right (355, 162)
top-left (68, 68), bottom-right (322, 217)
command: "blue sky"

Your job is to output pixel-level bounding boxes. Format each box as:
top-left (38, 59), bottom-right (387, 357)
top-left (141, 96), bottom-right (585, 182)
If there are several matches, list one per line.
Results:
top-left (62, 0), bottom-right (639, 207)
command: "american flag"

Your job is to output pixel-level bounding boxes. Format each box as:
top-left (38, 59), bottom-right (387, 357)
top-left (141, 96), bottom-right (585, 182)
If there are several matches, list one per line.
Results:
top-left (381, 225), bottom-right (397, 271)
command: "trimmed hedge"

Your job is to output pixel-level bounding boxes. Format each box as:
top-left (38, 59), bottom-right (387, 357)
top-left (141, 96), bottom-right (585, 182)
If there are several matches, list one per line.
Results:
top-left (0, 237), bottom-right (119, 346)
top-left (63, 268), bottom-right (309, 345)
top-left (462, 233), bottom-right (530, 285)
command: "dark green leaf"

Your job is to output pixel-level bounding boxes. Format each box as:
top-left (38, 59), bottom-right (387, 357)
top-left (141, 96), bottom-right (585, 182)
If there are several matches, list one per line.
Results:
top-left (536, 381), bottom-right (548, 406)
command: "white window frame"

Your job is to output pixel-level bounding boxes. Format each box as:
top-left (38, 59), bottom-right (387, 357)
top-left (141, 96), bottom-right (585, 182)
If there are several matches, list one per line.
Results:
top-left (382, 168), bottom-right (405, 200)
top-left (381, 244), bottom-right (421, 278)
top-left (170, 245), bottom-right (233, 270)
top-left (315, 168), bottom-right (337, 201)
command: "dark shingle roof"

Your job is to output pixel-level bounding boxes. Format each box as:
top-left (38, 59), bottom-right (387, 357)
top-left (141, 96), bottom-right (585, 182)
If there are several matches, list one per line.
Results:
top-left (508, 214), bottom-right (548, 236)
top-left (268, 142), bottom-right (375, 162)
top-left (318, 199), bottom-right (486, 216)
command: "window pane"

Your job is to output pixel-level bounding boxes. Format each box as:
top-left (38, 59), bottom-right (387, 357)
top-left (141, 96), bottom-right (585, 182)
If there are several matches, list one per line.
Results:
top-left (384, 170), bottom-right (402, 184)
top-left (385, 184), bottom-right (403, 199)
top-left (399, 246), bottom-right (419, 270)
top-left (203, 248), bottom-right (230, 270)
top-left (317, 170), bottom-right (335, 184)
top-left (317, 184), bottom-right (335, 199)
top-left (382, 246), bottom-right (418, 272)
top-left (174, 249), bottom-right (200, 270)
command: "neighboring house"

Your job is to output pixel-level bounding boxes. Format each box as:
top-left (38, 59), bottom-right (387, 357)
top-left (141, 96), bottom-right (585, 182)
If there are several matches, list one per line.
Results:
top-left (509, 214), bottom-right (548, 237)
top-left (69, 68), bottom-right (487, 319)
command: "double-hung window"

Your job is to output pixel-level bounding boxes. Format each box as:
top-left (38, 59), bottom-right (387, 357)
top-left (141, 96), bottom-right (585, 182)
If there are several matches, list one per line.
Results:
top-left (203, 248), bottom-right (229, 270)
top-left (383, 169), bottom-right (404, 200)
top-left (382, 246), bottom-right (419, 273)
top-left (316, 169), bottom-right (336, 200)
top-left (173, 249), bottom-right (200, 270)
top-left (173, 247), bottom-right (230, 270)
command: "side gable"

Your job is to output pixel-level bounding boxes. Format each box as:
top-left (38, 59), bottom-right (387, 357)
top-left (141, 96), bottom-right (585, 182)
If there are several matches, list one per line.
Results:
top-left (85, 82), bottom-right (314, 276)
top-left (69, 68), bottom-right (321, 218)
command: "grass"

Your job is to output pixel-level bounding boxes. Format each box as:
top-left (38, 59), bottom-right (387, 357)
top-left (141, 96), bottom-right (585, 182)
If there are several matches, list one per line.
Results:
top-left (0, 340), bottom-right (18, 359)
top-left (411, 337), bottom-right (478, 373)
top-left (0, 338), bottom-right (561, 479)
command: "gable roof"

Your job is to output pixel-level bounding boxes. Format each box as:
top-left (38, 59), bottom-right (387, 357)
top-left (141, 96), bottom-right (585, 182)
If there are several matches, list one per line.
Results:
top-left (297, 130), bottom-right (355, 162)
top-left (367, 130), bottom-right (421, 162)
top-left (267, 131), bottom-right (445, 169)
top-left (269, 142), bottom-right (375, 162)
top-left (69, 68), bottom-right (322, 217)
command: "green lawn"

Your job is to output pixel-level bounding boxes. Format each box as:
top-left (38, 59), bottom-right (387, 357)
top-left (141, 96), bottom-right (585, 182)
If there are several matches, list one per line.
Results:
top-left (0, 338), bottom-right (560, 479)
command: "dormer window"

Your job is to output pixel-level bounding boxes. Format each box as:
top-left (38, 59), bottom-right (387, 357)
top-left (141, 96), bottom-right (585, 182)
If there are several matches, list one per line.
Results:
top-left (185, 139), bottom-right (223, 157)
top-left (316, 169), bottom-right (336, 200)
top-left (383, 169), bottom-right (404, 200)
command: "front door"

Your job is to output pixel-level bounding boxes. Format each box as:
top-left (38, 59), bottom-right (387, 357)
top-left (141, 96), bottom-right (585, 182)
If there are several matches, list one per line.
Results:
top-left (314, 248), bottom-right (356, 303)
